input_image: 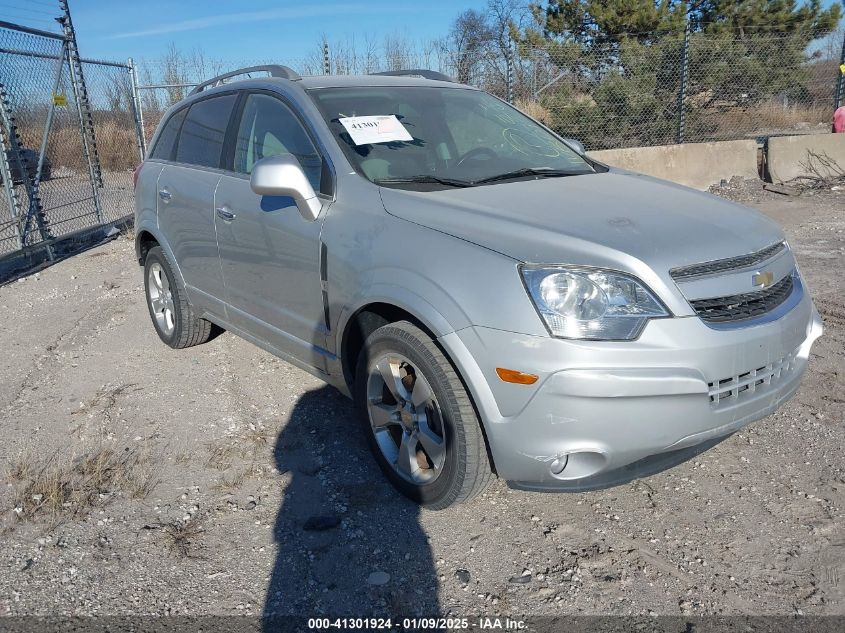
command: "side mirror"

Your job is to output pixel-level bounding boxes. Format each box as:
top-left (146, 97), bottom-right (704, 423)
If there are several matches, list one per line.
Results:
top-left (563, 138), bottom-right (585, 155)
top-left (249, 154), bottom-right (322, 221)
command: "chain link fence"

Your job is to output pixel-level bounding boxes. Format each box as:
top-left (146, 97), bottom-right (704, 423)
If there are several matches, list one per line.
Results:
top-left (0, 20), bottom-right (141, 259)
top-left (132, 29), bottom-right (844, 155)
top-left (4, 11), bottom-right (839, 259)
top-left (515, 33), bottom-right (844, 151)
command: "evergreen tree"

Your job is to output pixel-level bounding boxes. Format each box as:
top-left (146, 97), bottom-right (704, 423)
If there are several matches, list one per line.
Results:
top-left (511, 1), bottom-right (841, 148)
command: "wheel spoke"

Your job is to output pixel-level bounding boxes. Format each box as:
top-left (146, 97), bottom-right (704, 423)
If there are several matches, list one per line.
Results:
top-left (410, 374), bottom-right (433, 409)
top-left (376, 357), bottom-right (408, 402)
top-left (151, 296), bottom-right (164, 312)
top-left (151, 266), bottom-right (163, 291)
top-left (160, 271), bottom-right (170, 293)
top-left (369, 401), bottom-right (397, 428)
top-left (417, 416), bottom-right (446, 468)
top-left (396, 431), bottom-right (418, 479)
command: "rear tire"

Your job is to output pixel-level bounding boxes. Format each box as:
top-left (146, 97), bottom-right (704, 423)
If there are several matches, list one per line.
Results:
top-left (354, 320), bottom-right (493, 509)
top-left (143, 246), bottom-right (212, 349)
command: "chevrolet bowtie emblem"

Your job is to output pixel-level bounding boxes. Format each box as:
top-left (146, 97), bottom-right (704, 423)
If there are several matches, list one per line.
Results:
top-left (752, 271), bottom-right (774, 288)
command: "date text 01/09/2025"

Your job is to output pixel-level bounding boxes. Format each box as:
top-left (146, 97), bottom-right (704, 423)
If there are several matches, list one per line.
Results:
top-left (307, 617), bottom-right (527, 630)
top-left (403, 619), bottom-right (526, 630)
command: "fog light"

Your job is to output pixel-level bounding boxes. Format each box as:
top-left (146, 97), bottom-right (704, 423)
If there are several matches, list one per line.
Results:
top-left (550, 455), bottom-right (568, 475)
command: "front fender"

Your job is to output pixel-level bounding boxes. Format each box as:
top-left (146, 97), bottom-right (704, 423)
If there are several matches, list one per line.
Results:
top-left (334, 274), bottom-right (465, 349)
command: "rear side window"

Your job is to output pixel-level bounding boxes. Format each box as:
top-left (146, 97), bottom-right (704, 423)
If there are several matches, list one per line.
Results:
top-left (175, 94), bottom-right (237, 169)
top-left (150, 108), bottom-right (186, 160)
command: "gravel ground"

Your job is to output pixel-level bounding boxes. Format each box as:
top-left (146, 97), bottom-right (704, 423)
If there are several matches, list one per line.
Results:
top-left (0, 180), bottom-right (842, 621)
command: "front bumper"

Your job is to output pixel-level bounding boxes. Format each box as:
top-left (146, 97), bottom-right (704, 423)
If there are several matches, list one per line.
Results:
top-left (438, 286), bottom-right (823, 490)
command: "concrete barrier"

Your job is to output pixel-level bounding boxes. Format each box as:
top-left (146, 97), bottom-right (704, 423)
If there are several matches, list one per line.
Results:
top-left (766, 133), bottom-right (845, 184)
top-left (589, 139), bottom-right (759, 190)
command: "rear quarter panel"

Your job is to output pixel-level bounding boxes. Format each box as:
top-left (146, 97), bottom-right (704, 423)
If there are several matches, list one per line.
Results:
top-left (134, 161), bottom-right (164, 261)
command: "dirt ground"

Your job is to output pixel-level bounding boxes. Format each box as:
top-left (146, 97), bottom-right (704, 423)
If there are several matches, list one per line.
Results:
top-left (0, 180), bottom-right (842, 621)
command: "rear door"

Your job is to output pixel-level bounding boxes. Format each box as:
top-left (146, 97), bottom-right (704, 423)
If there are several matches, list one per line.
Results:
top-left (157, 93), bottom-right (237, 317)
top-left (214, 91), bottom-right (331, 368)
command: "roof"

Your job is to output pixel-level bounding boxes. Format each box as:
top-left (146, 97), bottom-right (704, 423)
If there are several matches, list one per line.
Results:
top-left (298, 74), bottom-right (474, 90)
top-left (179, 72), bottom-right (476, 107)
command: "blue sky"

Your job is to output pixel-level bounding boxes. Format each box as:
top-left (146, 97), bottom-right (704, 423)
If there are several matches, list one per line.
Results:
top-left (4, 0), bottom-right (843, 65)
top-left (4, 0), bottom-right (481, 63)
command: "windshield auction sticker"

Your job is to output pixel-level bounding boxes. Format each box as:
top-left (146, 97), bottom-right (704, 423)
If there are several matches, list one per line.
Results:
top-left (339, 115), bottom-right (413, 145)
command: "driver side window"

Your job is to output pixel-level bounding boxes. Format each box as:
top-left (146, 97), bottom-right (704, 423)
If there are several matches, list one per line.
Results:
top-left (233, 93), bottom-right (323, 192)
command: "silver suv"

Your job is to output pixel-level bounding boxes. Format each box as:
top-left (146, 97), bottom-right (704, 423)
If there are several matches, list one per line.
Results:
top-left (134, 65), bottom-right (823, 508)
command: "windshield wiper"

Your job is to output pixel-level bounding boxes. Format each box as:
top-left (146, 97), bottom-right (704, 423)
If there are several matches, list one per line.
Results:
top-left (374, 175), bottom-right (474, 188)
top-left (472, 167), bottom-right (583, 185)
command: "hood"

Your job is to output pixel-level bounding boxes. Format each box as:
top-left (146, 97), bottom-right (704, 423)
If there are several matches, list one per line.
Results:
top-left (378, 170), bottom-right (784, 275)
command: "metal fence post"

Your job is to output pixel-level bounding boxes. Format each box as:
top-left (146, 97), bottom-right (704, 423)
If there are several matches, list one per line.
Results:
top-left (506, 37), bottom-right (514, 104)
top-left (64, 41), bottom-right (102, 222)
top-left (0, 81), bottom-right (53, 256)
top-left (676, 18), bottom-right (691, 144)
top-left (60, 19), bottom-right (103, 224)
top-left (128, 57), bottom-right (146, 159)
top-left (835, 30), bottom-right (845, 110)
top-left (0, 85), bottom-right (23, 250)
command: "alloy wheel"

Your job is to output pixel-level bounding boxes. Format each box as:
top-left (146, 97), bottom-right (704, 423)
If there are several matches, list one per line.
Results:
top-left (366, 353), bottom-right (447, 484)
top-left (147, 262), bottom-right (175, 336)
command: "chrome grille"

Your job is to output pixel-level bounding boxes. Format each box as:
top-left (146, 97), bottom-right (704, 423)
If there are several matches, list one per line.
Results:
top-left (670, 242), bottom-right (786, 281)
top-left (708, 350), bottom-right (797, 405)
top-left (690, 273), bottom-right (793, 324)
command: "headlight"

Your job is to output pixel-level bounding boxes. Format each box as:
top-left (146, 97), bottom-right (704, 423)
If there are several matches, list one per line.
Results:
top-left (521, 266), bottom-right (670, 340)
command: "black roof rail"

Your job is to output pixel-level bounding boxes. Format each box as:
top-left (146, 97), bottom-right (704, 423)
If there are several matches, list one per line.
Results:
top-left (370, 69), bottom-right (454, 82)
top-left (189, 65), bottom-right (301, 95)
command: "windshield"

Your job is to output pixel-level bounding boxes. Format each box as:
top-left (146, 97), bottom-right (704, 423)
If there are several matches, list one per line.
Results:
top-left (308, 86), bottom-right (597, 189)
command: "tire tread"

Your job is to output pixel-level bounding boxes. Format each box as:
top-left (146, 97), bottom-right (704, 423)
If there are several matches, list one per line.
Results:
top-left (359, 321), bottom-right (494, 509)
top-left (145, 246), bottom-right (213, 349)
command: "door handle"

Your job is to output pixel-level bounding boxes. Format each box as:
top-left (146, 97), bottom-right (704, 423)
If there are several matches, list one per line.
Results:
top-left (216, 206), bottom-right (236, 222)
top-left (158, 188), bottom-right (172, 202)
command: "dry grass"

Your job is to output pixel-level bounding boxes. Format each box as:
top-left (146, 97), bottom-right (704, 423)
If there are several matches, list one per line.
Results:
top-left (205, 424), bottom-right (273, 492)
top-left (16, 119), bottom-right (139, 172)
top-left (173, 451), bottom-right (193, 466)
top-left (204, 424), bottom-right (272, 471)
top-left (212, 463), bottom-right (267, 493)
top-left (213, 469), bottom-right (247, 493)
top-left (243, 424), bottom-right (271, 449)
top-left (5, 445), bottom-right (159, 526)
top-left (706, 101), bottom-right (830, 137)
top-left (515, 98), bottom-right (552, 125)
top-left (158, 514), bottom-right (206, 558)
top-left (204, 441), bottom-right (241, 471)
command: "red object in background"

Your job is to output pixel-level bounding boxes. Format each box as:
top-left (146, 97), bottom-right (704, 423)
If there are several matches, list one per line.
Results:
top-left (834, 106), bottom-right (845, 133)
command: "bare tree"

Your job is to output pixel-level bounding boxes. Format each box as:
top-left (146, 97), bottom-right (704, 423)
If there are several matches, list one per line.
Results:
top-left (162, 43), bottom-right (187, 105)
top-left (448, 9), bottom-right (494, 83)
top-left (383, 33), bottom-right (414, 71)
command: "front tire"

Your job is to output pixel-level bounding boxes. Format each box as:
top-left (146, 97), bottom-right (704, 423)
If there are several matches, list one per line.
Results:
top-left (354, 321), bottom-right (493, 509)
top-left (143, 246), bottom-right (212, 349)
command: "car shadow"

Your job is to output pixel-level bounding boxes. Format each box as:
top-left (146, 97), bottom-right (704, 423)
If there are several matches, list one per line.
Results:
top-left (263, 384), bottom-right (441, 622)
